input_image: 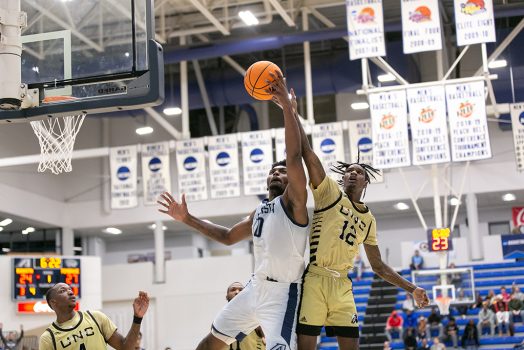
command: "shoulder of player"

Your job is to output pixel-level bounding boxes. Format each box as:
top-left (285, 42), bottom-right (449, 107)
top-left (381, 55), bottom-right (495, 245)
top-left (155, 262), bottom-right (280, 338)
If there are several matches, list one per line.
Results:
top-left (85, 310), bottom-right (110, 323)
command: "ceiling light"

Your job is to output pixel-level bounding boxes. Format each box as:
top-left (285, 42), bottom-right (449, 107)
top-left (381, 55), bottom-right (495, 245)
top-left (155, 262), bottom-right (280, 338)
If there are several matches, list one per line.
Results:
top-left (239, 10), bottom-right (259, 26)
top-left (22, 227), bottom-right (35, 235)
top-left (488, 59), bottom-right (507, 69)
top-left (2, 248), bottom-right (10, 253)
top-left (73, 247), bottom-right (83, 252)
top-left (124, 52), bottom-right (130, 57)
top-left (148, 223), bottom-right (167, 231)
top-left (378, 73), bottom-right (396, 83)
top-left (502, 193), bottom-right (516, 202)
top-left (0, 218), bottom-right (13, 226)
top-left (0, 227), bottom-right (3, 232)
top-left (394, 202), bottom-right (409, 211)
top-left (351, 102), bottom-right (369, 110)
top-left (135, 126), bottom-right (153, 135)
top-left (450, 197), bottom-right (461, 206)
top-left (103, 227), bottom-right (122, 235)
top-left (163, 107), bottom-right (182, 116)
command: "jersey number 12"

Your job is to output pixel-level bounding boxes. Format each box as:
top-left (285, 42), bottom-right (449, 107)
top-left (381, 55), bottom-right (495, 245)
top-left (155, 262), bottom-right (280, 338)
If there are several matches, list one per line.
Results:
top-left (339, 220), bottom-right (356, 246)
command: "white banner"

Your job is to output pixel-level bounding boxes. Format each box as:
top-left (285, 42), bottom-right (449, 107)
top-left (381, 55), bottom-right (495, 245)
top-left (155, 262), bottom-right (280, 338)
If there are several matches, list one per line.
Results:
top-left (369, 90), bottom-right (411, 169)
top-left (110, 145), bottom-right (138, 209)
top-left (142, 142), bottom-right (172, 205)
top-left (510, 103), bottom-right (524, 171)
top-left (346, 0), bottom-right (386, 60)
top-left (407, 85), bottom-right (451, 165)
top-left (241, 130), bottom-right (274, 195)
top-left (401, 0), bottom-right (442, 54)
top-left (312, 122), bottom-right (345, 179)
top-left (347, 119), bottom-right (384, 183)
top-left (446, 81), bottom-right (492, 162)
top-left (207, 134), bottom-right (241, 199)
top-left (175, 138), bottom-right (208, 201)
top-left (454, 0), bottom-right (496, 46)
top-left (274, 128), bottom-right (286, 162)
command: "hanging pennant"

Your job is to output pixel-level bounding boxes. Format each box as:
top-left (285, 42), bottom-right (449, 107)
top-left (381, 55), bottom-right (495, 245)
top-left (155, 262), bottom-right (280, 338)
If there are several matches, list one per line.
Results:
top-left (274, 128), bottom-right (286, 162)
top-left (110, 145), bottom-right (138, 209)
top-left (311, 122), bottom-right (345, 179)
top-left (401, 0), bottom-right (443, 54)
top-left (510, 103), bottom-right (524, 171)
top-left (241, 130), bottom-right (274, 195)
top-left (347, 119), bottom-right (383, 183)
top-left (207, 134), bottom-right (241, 198)
top-left (453, 0), bottom-right (496, 46)
top-left (175, 138), bottom-right (208, 201)
top-left (346, 0), bottom-right (386, 60)
top-left (142, 142), bottom-right (173, 205)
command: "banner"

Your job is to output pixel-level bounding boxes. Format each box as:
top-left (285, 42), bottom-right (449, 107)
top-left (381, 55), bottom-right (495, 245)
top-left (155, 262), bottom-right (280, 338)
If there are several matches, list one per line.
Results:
top-left (207, 134), bottom-right (240, 199)
top-left (241, 130), bottom-right (274, 195)
top-left (454, 0), bottom-right (496, 46)
top-left (175, 138), bottom-right (208, 201)
top-left (274, 128), bottom-right (286, 162)
top-left (346, 0), bottom-right (386, 60)
top-left (142, 142), bottom-right (172, 205)
top-left (513, 207), bottom-right (524, 227)
top-left (312, 122), bottom-right (345, 179)
top-left (407, 85), bottom-right (451, 165)
top-left (446, 81), bottom-right (492, 162)
top-left (347, 119), bottom-right (383, 183)
top-left (510, 103), bottom-right (524, 171)
top-left (501, 234), bottom-right (524, 260)
top-left (369, 90), bottom-right (411, 169)
top-left (110, 145), bottom-right (138, 209)
top-left (401, 0), bottom-right (442, 54)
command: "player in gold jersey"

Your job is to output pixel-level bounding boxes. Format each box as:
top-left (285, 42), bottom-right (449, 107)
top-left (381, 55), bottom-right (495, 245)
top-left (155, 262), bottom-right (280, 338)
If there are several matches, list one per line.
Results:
top-left (39, 283), bottom-right (149, 350)
top-left (282, 90), bottom-right (430, 350)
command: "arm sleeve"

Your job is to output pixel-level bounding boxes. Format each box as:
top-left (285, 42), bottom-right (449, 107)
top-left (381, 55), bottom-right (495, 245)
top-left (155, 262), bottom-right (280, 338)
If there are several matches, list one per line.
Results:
top-left (310, 176), bottom-right (342, 211)
top-left (363, 217), bottom-right (378, 246)
top-left (39, 332), bottom-right (54, 350)
top-left (91, 310), bottom-right (118, 341)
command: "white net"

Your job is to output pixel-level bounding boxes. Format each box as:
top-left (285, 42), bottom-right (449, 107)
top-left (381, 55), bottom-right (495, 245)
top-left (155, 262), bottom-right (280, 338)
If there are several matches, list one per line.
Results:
top-left (30, 114), bottom-right (86, 174)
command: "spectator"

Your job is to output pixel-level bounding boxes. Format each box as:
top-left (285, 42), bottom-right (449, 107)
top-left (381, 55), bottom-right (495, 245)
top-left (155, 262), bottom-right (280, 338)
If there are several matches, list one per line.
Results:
top-left (404, 309), bottom-right (418, 329)
top-left (417, 338), bottom-right (430, 350)
top-left (410, 250), bottom-right (424, 270)
top-left (383, 341), bottom-right (391, 350)
top-left (441, 317), bottom-right (459, 348)
top-left (403, 294), bottom-right (416, 313)
top-left (499, 286), bottom-right (511, 303)
top-left (493, 296), bottom-right (511, 335)
top-left (512, 284), bottom-right (524, 301)
top-left (455, 290), bottom-right (469, 318)
top-left (509, 293), bottom-right (524, 327)
top-left (461, 319), bottom-right (480, 350)
top-left (477, 301), bottom-right (496, 336)
top-left (485, 290), bottom-right (497, 306)
top-left (427, 307), bottom-right (444, 338)
top-left (430, 337), bottom-right (446, 350)
top-left (0, 323), bottom-right (24, 350)
top-left (417, 316), bottom-right (430, 341)
top-left (447, 263), bottom-right (462, 290)
top-left (404, 327), bottom-right (418, 350)
top-left (471, 291), bottom-right (483, 309)
top-left (353, 253), bottom-right (365, 281)
top-left (385, 310), bottom-right (404, 342)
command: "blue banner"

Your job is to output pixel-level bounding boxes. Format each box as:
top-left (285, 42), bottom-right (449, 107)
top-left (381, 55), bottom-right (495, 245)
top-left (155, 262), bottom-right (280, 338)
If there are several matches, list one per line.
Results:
top-left (501, 234), bottom-right (524, 259)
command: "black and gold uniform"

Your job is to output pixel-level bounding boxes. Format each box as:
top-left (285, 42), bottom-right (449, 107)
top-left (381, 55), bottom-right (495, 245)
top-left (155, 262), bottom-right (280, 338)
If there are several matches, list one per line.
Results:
top-left (297, 175), bottom-right (377, 337)
top-left (226, 330), bottom-right (265, 350)
top-left (39, 310), bottom-right (117, 350)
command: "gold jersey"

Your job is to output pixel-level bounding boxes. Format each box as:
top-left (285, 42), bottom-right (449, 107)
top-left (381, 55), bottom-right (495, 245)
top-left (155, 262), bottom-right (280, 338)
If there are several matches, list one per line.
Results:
top-left (226, 330), bottom-right (265, 350)
top-left (309, 176), bottom-right (377, 271)
top-left (39, 310), bottom-right (117, 350)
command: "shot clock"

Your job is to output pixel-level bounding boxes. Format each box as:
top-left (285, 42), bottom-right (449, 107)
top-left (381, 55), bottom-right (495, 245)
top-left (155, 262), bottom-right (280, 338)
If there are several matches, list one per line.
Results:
top-left (427, 227), bottom-right (453, 252)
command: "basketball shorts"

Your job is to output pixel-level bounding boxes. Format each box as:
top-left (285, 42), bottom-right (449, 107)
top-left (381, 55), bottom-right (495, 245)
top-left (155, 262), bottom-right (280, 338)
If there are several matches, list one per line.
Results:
top-left (297, 264), bottom-right (359, 338)
top-left (212, 276), bottom-right (301, 350)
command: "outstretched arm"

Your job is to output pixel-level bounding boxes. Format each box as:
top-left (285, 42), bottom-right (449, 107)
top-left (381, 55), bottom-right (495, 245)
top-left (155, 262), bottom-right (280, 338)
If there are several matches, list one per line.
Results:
top-left (268, 73), bottom-right (307, 225)
top-left (158, 192), bottom-right (253, 245)
top-left (364, 244), bottom-right (430, 308)
top-left (107, 291), bottom-right (150, 350)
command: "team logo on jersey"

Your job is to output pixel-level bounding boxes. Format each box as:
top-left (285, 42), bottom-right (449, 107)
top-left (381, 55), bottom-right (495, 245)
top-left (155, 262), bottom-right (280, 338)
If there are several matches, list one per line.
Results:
top-left (117, 166), bottom-right (131, 181)
top-left (149, 157), bottom-right (162, 172)
top-left (271, 343), bottom-right (287, 350)
top-left (351, 314), bottom-right (358, 324)
top-left (300, 316), bottom-right (308, 323)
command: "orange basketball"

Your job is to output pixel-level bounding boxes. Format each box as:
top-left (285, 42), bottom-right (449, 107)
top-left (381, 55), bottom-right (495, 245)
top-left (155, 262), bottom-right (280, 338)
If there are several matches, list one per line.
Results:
top-left (244, 61), bottom-right (282, 100)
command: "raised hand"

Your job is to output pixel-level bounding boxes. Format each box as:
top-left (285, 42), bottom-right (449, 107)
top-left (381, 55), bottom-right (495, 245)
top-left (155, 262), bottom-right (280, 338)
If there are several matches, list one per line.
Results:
top-left (265, 71), bottom-right (290, 108)
top-left (157, 192), bottom-right (189, 223)
top-left (413, 287), bottom-right (430, 308)
top-left (133, 291), bottom-right (150, 318)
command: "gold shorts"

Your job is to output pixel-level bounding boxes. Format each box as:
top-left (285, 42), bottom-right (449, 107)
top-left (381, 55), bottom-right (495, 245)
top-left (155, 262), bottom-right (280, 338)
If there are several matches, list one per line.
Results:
top-left (297, 264), bottom-right (359, 338)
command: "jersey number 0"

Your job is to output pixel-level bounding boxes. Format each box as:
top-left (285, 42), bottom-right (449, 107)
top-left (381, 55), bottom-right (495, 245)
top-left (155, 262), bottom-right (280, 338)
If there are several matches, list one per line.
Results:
top-left (254, 217), bottom-right (264, 237)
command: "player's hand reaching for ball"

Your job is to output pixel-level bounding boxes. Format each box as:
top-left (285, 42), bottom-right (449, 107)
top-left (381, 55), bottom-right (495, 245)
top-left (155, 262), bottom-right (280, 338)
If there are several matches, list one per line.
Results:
top-left (266, 71), bottom-right (291, 109)
top-left (413, 287), bottom-right (430, 308)
top-left (133, 291), bottom-right (150, 318)
top-left (157, 192), bottom-right (189, 223)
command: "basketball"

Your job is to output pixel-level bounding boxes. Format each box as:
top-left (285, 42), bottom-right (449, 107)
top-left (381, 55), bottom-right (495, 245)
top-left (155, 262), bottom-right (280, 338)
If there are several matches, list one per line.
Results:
top-left (244, 61), bottom-right (282, 100)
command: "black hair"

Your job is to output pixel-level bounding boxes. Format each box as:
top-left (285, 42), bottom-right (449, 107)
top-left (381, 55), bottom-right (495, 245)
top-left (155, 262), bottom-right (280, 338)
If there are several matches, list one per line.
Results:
top-left (330, 152), bottom-right (380, 198)
top-left (45, 286), bottom-right (57, 310)
top-left (271, 159), bottom-right (286, 169)
top-left (226, 282), bottom-right (243, 294)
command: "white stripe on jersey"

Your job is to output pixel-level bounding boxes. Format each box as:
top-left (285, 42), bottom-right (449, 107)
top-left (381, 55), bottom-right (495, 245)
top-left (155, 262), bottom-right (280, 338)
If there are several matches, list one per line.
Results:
top-left (252, 196), bottom-right (309, 283)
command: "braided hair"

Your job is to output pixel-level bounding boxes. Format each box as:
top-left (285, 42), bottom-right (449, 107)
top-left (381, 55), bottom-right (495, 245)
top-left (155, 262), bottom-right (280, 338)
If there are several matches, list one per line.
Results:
top-left (330, 153), bottom-right (380, 199)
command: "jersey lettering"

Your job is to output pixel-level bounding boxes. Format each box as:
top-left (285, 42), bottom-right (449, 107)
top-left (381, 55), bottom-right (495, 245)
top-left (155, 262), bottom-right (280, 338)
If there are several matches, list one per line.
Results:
top-left (59, 327), bottom-right (95, 348)
top-left (80, 344), bottom-right (87, 350)
top-left (254, 217), bottom-right (264, 238)
top-left (339, 220), bottom-right (357, 246)
top-left (260, 202), bottom-right (275, 214)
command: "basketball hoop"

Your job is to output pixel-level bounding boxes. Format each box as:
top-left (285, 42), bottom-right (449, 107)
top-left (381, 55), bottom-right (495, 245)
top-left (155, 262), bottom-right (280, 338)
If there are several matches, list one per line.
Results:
top-left (30, 96), bottom-right (86, 174)
top-left (435, 296), bottom-right (452, 316)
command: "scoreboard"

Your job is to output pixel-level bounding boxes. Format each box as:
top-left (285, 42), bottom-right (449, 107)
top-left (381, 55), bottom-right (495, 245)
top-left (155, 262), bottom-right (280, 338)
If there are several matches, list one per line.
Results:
top-left (427, 227), bottom-right (453, 252)
top-left (13, 257), bottom-right (81, 301)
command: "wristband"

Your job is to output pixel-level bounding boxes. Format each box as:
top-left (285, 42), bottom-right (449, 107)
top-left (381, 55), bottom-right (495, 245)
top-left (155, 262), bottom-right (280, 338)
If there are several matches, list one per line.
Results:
top-left (133, 316), bottom-right (143, 324)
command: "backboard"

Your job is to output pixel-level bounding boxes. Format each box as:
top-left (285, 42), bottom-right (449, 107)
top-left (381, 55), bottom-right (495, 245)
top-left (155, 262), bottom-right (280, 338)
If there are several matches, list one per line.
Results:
top-left (0, 0), bottom-right (163, 122)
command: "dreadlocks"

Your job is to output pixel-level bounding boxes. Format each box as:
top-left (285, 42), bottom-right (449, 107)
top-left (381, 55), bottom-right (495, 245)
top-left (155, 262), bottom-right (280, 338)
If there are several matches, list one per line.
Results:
top-left (330, 152), bottom-right (380, 198)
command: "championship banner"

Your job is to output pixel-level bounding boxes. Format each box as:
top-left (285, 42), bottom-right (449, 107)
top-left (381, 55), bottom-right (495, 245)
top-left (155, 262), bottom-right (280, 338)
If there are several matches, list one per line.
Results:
top-left (175, 138), bottom-right (208, 201)
top-left (454, 0), bottom-right (496, 46)
top-left (312, 122), bottom-right (345, 179)
top-left (510, 103), bottom-right (524, 171)
top-left (446, 81), bottom-right (492, 162)
top-left (207, 134), bottom-right (241, 199)
top-left (407, 85), bottom-right (451, 165)
top-left (241, 130), bottom-right (274, 195)
top-left (369, 90), bottom-right (411, 169)
top-left (513, 207), bottom-right (524, 227)
top-left (347, 119), bottom-right (383, 183)
top-left (142, 142), bottom-right (173, 205)
top-left (401, 0), bottom-right (442, 54)
top-left (110, 145), bottom-right (138, 209)
top-left (346, 0), bottom-right (386, 60)
top-left (274, 128), bottom-right (286, 161)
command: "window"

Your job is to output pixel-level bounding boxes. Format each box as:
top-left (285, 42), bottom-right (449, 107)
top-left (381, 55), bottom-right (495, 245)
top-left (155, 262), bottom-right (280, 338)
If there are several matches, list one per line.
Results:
top-left (489, 221), bottom-right (511, 236)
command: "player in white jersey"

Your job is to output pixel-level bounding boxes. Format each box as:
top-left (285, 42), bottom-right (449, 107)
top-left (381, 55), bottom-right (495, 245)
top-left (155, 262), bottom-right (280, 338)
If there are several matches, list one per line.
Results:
top-left (158, 71), bottom-right (309, 350)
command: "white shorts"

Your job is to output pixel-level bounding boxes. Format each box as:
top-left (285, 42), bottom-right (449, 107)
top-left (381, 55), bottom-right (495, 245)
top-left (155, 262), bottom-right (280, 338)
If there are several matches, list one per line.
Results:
top-left (212, 276), bottom-right (301, 350)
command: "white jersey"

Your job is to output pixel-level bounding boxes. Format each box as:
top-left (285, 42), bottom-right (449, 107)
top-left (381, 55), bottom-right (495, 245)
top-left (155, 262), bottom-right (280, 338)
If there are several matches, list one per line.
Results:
top-left (252, 196), bottom-right (309, 283)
